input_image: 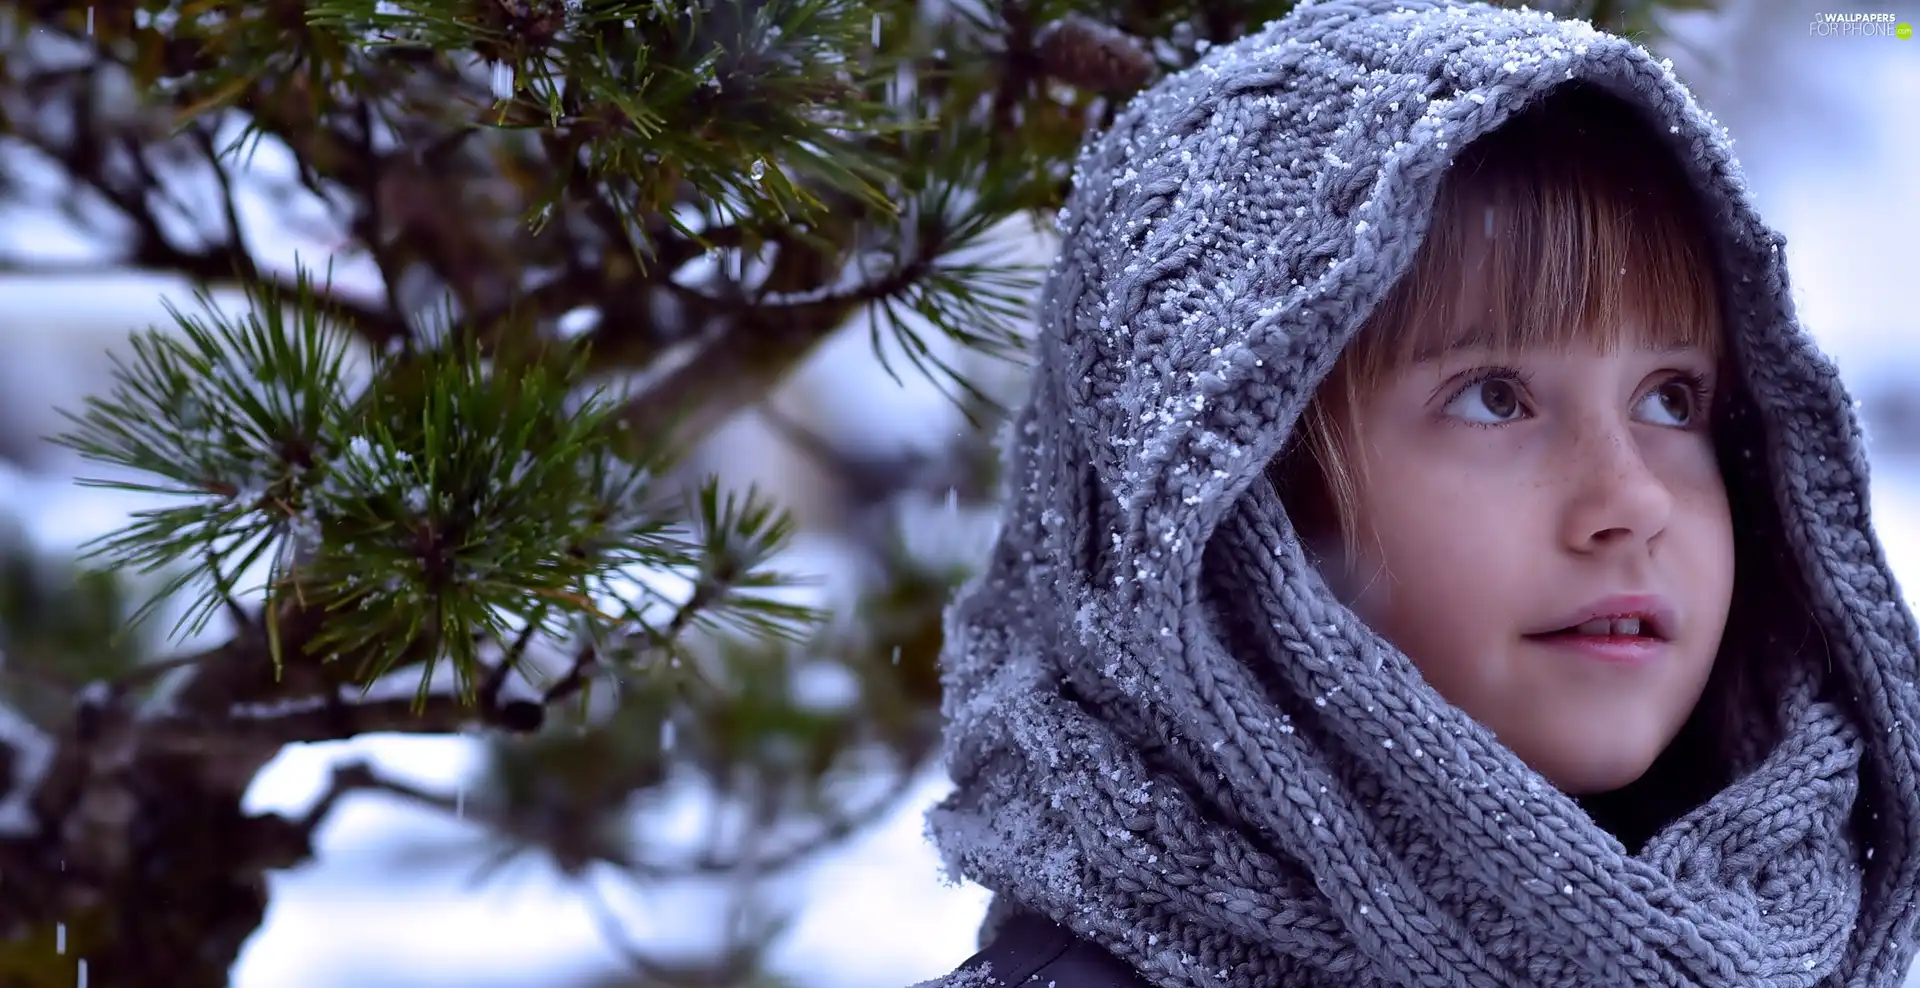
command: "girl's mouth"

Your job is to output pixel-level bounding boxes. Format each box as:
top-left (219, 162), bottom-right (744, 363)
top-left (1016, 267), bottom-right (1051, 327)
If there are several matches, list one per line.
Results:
top-left (1560, 617), bottom-right (1647, 637)
top-left (1528, 617), bottom-right (1664, 640)
top-left (1523, 623), bottom-right (1669, 665)
top-left (1524, 595), bottom-right (1677, 644)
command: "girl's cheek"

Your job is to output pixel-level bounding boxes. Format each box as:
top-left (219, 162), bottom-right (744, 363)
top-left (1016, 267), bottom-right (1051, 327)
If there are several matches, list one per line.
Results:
top-left (1416, 427), bottom-right (1541, 475)
top-left (1642, 431), bottom-right (1727, 494)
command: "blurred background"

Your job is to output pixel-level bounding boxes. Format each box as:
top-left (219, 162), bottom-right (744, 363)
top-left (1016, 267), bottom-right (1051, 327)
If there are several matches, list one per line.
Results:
top-left (0, 0), bottom-right (1915, 986)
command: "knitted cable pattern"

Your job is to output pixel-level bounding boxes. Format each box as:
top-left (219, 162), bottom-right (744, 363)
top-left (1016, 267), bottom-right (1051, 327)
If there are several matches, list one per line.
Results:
top-left (921, 1), bottom-right (1920, 985)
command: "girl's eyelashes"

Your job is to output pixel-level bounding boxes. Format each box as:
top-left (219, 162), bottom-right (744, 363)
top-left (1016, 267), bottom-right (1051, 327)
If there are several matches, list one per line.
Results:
top-left (1439, 365), bottom-right (1532, 426)
top-left (1637, 370), bottom-right (1713, 429)
top-left (1436, 366), bottom-right (1716, 429)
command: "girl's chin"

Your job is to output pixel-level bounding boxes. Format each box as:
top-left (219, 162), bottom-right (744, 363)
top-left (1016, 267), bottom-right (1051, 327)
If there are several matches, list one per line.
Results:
top-left (1497, 718), bottom-right (1679, 794)
top-left (1529, 748), bottom-right (1664, 795)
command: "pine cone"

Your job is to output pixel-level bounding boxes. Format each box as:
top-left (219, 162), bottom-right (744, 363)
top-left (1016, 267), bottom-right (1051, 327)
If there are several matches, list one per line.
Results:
top-left (1033, 14), bottom-right (1156, 93)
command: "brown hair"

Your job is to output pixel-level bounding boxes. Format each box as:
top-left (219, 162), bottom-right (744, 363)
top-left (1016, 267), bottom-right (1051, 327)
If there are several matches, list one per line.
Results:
top-left (1271, 82), bottom-right (1727, 568)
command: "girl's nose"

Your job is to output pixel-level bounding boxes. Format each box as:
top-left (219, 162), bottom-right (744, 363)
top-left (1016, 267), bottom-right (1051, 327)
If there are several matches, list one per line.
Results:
top-left (1559, 426), bottom-right (1675, 554)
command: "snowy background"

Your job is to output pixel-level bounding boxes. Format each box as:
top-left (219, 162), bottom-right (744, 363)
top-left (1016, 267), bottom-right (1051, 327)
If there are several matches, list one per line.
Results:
top-left (0, 1), bottom-right (1916, 984)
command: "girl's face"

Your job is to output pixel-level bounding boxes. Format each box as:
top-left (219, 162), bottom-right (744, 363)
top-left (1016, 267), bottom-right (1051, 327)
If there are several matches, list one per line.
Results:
top-left (1336, 324), bottom-right (1734, 794)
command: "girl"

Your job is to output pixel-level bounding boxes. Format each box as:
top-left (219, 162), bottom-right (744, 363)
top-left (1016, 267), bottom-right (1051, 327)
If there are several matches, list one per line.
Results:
top-left (918, 1), bottom-right (1920, 986)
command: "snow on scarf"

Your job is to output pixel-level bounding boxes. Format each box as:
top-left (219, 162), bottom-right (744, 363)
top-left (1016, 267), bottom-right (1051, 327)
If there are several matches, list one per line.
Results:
top-left (922, 1), bottom-right (1920, 985)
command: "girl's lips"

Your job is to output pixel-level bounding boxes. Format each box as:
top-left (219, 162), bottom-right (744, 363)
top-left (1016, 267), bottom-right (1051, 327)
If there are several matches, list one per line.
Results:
top-left (1523, 632), bottom-right (1668, 665)
top-left (1525, 593), bottom-right (1678, 642)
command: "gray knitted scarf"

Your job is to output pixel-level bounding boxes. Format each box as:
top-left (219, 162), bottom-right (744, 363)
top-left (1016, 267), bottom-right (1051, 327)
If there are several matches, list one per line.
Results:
top-left (924, 2), bottom-right (1920, 986)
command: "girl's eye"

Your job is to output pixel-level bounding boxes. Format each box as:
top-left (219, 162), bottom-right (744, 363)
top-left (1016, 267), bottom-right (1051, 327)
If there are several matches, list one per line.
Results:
top-left (1636, 375), bottom-right (1707, 427)
top-left (1443, 375), bottom-right (1526, 424)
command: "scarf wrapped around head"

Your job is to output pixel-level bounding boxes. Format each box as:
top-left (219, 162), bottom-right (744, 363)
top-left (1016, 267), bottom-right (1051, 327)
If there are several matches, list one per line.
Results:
top-left (924, 1), bottom-right (1920, 985)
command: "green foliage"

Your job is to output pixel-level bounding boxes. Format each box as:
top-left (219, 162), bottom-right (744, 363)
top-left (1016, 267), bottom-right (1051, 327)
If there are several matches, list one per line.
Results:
top-left (51, 275), bottom-right (818, 706)
top-left (50, 278), bottom-right (360, 630)
top-left (302, 0), bottom-right (905, 243)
